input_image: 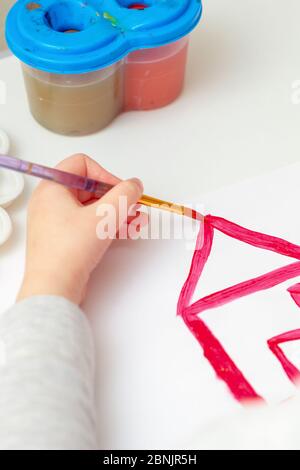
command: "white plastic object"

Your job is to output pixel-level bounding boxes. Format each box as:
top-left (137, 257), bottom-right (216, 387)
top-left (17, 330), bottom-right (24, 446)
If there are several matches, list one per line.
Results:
top-left (0, 128), bottom-right (10, 154)
top-left (0, 169), bottom-right (25, 208)
top-left (0, 207), bottom-right (12, 246)
top-left (0, 129), bottom-right (25, 207)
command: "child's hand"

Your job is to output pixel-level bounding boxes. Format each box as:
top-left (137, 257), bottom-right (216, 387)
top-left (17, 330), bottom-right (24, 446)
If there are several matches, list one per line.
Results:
top-left (17, 154), bottom-right (145, 305)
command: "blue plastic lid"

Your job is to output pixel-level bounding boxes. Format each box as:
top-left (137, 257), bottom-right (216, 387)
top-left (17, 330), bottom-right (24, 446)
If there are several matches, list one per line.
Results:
top-left (5, 0), bottom-right (202, 74)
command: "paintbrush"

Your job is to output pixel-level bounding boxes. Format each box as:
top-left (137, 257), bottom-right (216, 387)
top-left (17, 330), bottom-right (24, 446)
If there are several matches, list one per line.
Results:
top-left (0, 154), bottom-right (203, 221)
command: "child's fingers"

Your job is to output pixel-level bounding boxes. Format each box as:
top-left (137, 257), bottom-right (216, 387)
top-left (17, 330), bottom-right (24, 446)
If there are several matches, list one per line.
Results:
top-left (85, 178), bottom-right (144, 243)
top-left (36, 154), bottom-right (121, 204)
top-left (116, 211), bottom-right (149, 239)
top-left (56, 154), bottom-right (121, 203)
top-left (83, 201), bottom-right (148, 233)
top-left (56, 153), bottom-right (119, 185)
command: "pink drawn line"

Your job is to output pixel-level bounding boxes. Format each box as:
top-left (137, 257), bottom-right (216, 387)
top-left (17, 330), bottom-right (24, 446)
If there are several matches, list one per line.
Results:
top-left (178, 215), bottom-right (300, 402)
top-left (268, 329), bottom-right (300, 383)
top-left (288, 283), bottom-right (300, 308)
top-left (267, 284), bottom-right (300, 383)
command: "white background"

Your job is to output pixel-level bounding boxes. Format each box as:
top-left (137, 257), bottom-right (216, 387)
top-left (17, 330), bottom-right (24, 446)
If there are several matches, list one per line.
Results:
top-left (0, 0), bottom-right (300, 449)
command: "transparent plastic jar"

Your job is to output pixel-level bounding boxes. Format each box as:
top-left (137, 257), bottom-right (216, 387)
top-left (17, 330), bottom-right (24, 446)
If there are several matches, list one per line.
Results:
top-left (6, 0), bottom-right (202, 135)
top-left (22, 61), bottom-right (124, 136)
top-left (125, 37), bottom-right (189, 111)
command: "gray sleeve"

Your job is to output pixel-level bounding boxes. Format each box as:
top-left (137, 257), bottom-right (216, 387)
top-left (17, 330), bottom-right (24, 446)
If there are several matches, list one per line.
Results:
top-left (0, 296), bottom-right (97, 450)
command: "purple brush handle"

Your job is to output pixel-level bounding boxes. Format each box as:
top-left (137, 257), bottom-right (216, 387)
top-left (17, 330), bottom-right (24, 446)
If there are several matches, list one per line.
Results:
top-left (0, 154), bottom-right (114, 198)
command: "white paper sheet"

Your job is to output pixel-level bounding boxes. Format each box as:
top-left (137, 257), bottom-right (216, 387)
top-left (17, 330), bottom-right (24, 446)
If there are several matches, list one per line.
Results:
top-left (85, 162), bottom-right (300, 449)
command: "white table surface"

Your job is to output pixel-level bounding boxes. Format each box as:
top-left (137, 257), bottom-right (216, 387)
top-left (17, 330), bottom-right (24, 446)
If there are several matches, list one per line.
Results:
top-left (0, 0), bottom-right (300, 449)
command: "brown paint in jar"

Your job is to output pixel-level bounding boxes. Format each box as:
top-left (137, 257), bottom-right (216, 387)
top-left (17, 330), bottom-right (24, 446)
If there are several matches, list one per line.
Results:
top-left (22, 62), bottom-right (124, 136)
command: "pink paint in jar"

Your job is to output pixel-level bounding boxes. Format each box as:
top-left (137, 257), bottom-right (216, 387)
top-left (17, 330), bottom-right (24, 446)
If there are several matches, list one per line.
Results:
top-left (125, 37), bottom-right (189, 111)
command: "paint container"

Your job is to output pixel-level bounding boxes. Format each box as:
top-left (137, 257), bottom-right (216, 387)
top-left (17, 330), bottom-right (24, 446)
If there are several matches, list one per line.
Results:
top-left (22, 62), bottom-right (123, 136)
top-left (0, 129), bottom-right (25, 208)
top-left (125, 37), bottom-right (189, 111)
top-left (6, 1), bottom-right (203, 135)
top-left (0, 208), bottom-right (12, 246)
